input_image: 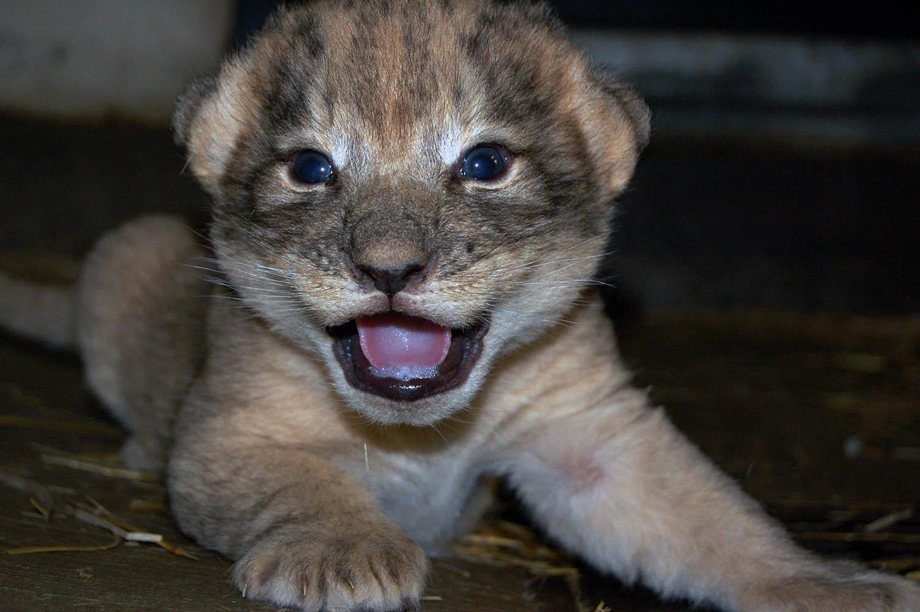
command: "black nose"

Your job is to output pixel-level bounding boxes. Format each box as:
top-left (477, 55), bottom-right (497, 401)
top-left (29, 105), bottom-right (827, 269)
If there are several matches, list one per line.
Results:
top-left (355, 263), bottom-right (426, 297)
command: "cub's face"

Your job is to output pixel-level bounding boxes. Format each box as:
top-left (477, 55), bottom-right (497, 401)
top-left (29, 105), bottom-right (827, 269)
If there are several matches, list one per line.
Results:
top-left (176, 0), bottom-right (648, 426)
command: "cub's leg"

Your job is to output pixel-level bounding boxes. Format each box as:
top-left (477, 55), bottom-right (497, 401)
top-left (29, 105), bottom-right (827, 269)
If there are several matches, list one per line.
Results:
top-left (77, 215), bottom-right (208, 472)
top-left (168, 391), bottom-right (428, 612)
top-left (499, 387), bottom-right (920, 612)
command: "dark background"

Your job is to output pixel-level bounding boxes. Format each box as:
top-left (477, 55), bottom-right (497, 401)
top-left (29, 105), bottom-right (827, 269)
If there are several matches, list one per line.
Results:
top-left (236, 1), bottom-right (914, 42)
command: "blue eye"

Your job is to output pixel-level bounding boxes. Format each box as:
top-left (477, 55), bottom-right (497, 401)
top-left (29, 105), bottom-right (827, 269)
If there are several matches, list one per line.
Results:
top-left (291, 150), bottom-right (334, 184)
top-left (460, 145), bottom-right (508, 181)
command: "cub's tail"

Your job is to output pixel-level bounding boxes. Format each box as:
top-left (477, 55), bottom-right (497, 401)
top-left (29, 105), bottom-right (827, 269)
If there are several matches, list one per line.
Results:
top-left (0, 269), bottom-right (77, 350)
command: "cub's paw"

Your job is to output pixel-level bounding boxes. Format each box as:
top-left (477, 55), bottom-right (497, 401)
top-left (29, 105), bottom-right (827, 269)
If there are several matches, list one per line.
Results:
top-left (743, 568), bottom-right (920, 612)
top-left (232, 521), bottom-right (428, 612)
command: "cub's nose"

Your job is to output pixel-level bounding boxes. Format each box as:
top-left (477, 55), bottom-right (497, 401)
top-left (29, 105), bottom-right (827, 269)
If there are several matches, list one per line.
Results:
top-left (355, 262), bottom-right (427, 297)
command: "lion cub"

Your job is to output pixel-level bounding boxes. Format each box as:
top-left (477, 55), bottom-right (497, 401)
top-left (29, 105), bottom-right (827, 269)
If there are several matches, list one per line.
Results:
top-left (2, 1), bottom-right (918, 610)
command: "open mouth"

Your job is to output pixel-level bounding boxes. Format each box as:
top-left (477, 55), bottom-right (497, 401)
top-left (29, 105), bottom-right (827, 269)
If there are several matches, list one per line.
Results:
top-left (329, 312), bottom-right (489, 402)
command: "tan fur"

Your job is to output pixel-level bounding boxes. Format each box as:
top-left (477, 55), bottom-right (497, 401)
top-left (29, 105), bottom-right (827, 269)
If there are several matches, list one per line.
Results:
top-left (178, 57), bottom-right (259, 194)
top-left (5, 2), bottom-right (918, 611)
top-left (78, 215), bottom-right (209, 471)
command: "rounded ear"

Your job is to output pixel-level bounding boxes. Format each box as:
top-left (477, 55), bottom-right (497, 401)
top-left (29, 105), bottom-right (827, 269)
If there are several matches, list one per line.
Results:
top-left (172, 55), bottom-right (257, 195)
top-left (173, 74), bottom-right (218, 149)
top-left (591, 67), bottom-right (651, 153)
top-left (568, 65), bottom-right (651, 196)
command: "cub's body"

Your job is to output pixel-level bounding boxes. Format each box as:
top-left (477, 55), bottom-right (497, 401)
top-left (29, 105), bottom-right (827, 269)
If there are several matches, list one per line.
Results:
top-left (2, 1), bottom-right (918, 611)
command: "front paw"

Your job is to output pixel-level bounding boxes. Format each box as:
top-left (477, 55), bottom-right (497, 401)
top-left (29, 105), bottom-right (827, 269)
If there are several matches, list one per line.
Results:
top-left (232, 521), bottom-right (428, 612)
top-left (743, 568), bottom-right (920, 612)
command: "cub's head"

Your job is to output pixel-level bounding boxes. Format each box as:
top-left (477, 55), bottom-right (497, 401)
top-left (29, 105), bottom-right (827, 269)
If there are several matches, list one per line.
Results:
top-left (175, 0), bottom-right (649, 426)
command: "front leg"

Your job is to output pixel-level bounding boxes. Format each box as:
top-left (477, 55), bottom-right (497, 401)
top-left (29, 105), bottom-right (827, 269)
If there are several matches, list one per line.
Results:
top-left (499, 387), bottom-right (920, 611)
top-left (168, 417), bottom-right (427, 612)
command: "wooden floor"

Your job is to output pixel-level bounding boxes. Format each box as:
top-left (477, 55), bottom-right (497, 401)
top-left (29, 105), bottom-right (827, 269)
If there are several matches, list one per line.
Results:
top-left (1, 311), bottom-right (919, 611)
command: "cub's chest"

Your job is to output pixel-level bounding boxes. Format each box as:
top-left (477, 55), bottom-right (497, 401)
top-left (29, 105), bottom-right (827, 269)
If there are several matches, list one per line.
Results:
top-left (355, 449), bottom-right (489, 552)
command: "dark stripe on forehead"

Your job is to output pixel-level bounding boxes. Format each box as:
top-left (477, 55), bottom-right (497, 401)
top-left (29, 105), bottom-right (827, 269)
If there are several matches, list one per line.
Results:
top-left (259, 10), bottom-right (334, 133)
top-left (399, 11), bottom-right (436, 113)
top-left (332, 3), bottom-right (444, 141)
top-left (294, 14), bottom-right (325, 61)
top-left (265, 63), bottom-right (311, 128)
top-left (458, 8), bottom-right (560, 128)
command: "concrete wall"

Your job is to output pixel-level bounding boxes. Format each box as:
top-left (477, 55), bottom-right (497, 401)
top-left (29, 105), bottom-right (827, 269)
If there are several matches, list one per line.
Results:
top-left (0, 0), bottom-right (234, 122)
top-left (573, 31), bottom-right (920, 149)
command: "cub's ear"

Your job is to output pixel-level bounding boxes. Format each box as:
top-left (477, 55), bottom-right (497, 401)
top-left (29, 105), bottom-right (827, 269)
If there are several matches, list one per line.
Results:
top-left (592, 67), bottom-right (651, 153)
top-left (569, 64), bottom-right (651, 196)
top-left (173, 74), bottom-right (218, 149)
top-left (172, 55), bottom-right (257, 195)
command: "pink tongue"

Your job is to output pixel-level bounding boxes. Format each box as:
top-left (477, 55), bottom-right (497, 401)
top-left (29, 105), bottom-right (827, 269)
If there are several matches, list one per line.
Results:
top-left (357, 313), bottom-right (451, 370)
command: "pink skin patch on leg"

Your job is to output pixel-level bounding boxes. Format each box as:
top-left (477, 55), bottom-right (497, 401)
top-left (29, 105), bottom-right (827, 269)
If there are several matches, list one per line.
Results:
top-left (562, 453), bottom-right (608, 492)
